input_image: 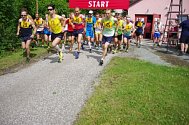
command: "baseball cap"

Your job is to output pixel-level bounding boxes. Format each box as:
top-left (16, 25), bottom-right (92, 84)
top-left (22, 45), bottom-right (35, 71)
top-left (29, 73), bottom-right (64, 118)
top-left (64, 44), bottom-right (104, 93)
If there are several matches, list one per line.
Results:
top-left (89, 10), bottom-right (93, 14)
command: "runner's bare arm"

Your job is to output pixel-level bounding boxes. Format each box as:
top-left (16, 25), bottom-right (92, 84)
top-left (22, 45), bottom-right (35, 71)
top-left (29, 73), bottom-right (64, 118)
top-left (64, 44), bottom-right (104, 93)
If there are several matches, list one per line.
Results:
top-left (101, 18), bottom-right (104, 31)
top-left (31, 22), bottom-right (37, 38)
top-left (63, 19), bottom-right (67, 27)
top-left (17, 21), bottom-right (21, 36)
top-left (132, 24), bottom-right (136, 36)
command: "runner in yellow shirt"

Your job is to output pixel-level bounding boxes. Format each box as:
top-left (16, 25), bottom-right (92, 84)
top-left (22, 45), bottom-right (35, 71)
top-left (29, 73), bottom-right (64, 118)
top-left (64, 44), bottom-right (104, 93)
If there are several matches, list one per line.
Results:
top-left (34, 13), bottom-right (44, 46)
top-left (114, 14), bottom-right (124, 53)
top-left (47, 4), bottom-right (64, 62)
top-left (17, 9), bottom-right (36, 62)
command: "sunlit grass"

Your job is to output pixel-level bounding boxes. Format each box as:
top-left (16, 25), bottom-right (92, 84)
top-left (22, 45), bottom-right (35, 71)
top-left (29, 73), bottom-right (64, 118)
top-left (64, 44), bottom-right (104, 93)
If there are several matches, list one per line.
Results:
top-left (76, 57), bottom-right (189, 125)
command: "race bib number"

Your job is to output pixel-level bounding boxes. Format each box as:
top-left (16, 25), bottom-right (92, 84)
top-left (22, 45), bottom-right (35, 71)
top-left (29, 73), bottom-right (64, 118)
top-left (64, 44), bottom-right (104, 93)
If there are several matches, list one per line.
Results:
top-left (125, 25), bottom-right (132, 31)
top-left (74, 17), bottom-right (82, 23)
top-left (68, 19), bottom-right (72, 24)
top-left (137, 22), bottom-right (143, 27)
top-left (96, 21), bottom-right (101, 27)
top-left (104, 21), bottom-right (113, 29)
top-left (21, 21), bottom-right (30, 28)
top-left (86, 18), bottom-right (92, 23)
top-left (35, 19), bottom-right (42, 25)
top-left (49, 19), bottom-right (60, 32)
top-left (118, 21), bottom-right (123, 27)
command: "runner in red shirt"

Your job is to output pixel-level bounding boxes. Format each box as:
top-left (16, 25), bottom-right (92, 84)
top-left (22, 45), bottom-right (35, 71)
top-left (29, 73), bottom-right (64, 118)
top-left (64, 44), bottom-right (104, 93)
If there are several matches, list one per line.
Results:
top-left (72, 7), bottom-right (85, 59)
top-left (64, 12), bottom-right (74, 52)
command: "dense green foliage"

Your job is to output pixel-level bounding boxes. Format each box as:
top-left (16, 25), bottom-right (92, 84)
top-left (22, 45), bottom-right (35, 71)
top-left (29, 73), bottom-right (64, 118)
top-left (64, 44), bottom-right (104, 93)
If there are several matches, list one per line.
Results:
top-left (0, 0), bottom-right (133, 55)
top-left (0, 0), bottom-right (69, 55)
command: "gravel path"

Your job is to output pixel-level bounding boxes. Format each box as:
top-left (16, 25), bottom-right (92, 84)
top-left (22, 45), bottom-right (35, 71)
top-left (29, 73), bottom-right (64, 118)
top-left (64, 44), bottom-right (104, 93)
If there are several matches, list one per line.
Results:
top-left (119, 41), bottom-right (172, 66)
top-left (0, 40), bottom-right (180, 125)
top-left (0, 47), bottom-right (116, 125)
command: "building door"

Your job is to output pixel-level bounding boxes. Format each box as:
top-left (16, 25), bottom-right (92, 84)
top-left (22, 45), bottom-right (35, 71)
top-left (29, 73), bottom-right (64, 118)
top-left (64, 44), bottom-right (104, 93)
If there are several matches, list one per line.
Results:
top-left (145, 15), bottom-right (153, 39)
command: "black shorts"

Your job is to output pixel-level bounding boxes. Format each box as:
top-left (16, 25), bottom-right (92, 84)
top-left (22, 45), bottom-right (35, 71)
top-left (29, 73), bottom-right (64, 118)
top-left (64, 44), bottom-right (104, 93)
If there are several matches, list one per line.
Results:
top-left (135, 31), bottom-right (142, 36)
top-left (51, 32), bottom-right (63, 41)
top-left (114, 34), bottom-right (122, 40)
top-left (67, 31), bottom-right (74, 37)
top-left (20, 35), bottom-right (32, 42)
top-left (180, 34), bottom-right (189, 44)
top-left (73, 29), bottom-right (84, 37)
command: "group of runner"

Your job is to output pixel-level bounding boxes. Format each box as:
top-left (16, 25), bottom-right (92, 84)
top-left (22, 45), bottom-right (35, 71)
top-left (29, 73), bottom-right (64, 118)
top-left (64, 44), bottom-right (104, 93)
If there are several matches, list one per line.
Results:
top-left (17, 4), bottom-right (146, 65)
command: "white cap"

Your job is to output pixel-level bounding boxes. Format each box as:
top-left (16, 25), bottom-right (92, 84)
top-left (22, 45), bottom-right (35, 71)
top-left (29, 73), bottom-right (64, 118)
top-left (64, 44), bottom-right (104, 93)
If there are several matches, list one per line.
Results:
top-left (62, 14), bottom-right (65, 18)
top-left (89, 10), bottom-right (93, 14)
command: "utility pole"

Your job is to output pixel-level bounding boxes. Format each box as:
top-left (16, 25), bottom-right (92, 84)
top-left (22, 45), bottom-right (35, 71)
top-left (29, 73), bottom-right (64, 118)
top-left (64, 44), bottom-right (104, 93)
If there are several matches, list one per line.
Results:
top-left (36, 0), bottom-right (38, 14)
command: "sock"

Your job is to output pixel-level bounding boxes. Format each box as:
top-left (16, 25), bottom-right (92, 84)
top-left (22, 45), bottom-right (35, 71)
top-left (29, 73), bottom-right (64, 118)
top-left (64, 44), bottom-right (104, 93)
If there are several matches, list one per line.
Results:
top-left (88, 41), bottom-right (91, 49)
top-left (55, 45), bottom-right (61, 52)
top-left (62, 44), bottom-right (65, 51)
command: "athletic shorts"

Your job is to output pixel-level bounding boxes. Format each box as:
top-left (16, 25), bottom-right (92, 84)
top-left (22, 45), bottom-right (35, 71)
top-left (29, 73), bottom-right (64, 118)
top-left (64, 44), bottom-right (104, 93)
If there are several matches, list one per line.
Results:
top-left (37, 31), bottom-right (44, 34)
top-left (95, 30), bottom-right (102, 35)
top-left (114, 34), bottom-right (123, 41)
top-left (67, 31), bottom-right (74, 37)
top-left (20, 36), bottom-right (32, 42)
top-left (86, 30), bottom-right (94, 38)
top-left (123, 35), bottom-right (131, 39)
top-left (135, 30), bottom-right (143, 36)
top-left (154, 32), bottom-right (161, 38)
top-left (51, 32), bottom-right (63, 41)
top-left (43, 28), bottom-right (51, 36)
top-left (102, 36), bottom-right (113, 44)
top-left (180, 34), bottom-right (189, 44)
top-left (73, 29), bottom-right (84, 37)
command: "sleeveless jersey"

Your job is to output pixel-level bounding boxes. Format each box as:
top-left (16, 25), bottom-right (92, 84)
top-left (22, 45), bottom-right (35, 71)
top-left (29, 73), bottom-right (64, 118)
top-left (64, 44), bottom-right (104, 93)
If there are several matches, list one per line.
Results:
top-left (117, 20), bottom-right (124, 35)
top-left (19, 18), bottom-right (33, 37)
top-left (124, 22), bottom-right (133, 36)
top-left (102, 17), bottom-right (115, 37)
top-left (48, 15), bottom-right (62, 34)
top-left (66, 19), bottom-right (74, 32)
top-left (95, 18), bottom-right (102, 32)
top-left (86, 16), bottom-right (96, 31)
top-left (73, 14), bottom-right (84, 30)
top-left (135, 21), bottom-right (143, 32)
top-left (34, 18), bottom-right (44, 31)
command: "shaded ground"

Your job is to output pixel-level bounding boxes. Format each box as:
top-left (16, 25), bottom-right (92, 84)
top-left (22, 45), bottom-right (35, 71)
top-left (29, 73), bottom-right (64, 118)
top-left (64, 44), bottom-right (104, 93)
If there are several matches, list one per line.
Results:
top-left (154, 50), bottom-right (189, 67)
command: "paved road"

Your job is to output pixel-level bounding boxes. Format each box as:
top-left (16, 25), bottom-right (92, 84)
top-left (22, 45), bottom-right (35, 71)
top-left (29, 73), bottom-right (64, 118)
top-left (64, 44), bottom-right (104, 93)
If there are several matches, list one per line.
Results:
top-left (0, 41), bottom-right (188, 125)
top-left (0, 47), bottom-right (115, 125)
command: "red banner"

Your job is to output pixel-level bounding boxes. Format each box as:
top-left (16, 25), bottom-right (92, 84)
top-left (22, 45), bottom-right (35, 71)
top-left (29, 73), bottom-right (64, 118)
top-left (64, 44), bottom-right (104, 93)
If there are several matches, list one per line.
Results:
top-left (69, 0), bottom-right (129, 9)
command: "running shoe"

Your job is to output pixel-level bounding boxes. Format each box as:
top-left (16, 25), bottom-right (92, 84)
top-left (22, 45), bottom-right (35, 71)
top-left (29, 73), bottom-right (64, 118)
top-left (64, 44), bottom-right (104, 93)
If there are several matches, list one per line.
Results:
top-left (138, 44), bottom-right (141, 48)
top-left (123, 45), bottom-right (126, 49)
top-left (99, 59), bottom-right (103, 66)
top-left (89, 49), bottom-right (92, 53)
top-left (58, 51), bottom-right (63, 62)
top-left (112, 49), bottom-right (117, 54)
top-left (74, 51), bottom-right (79, 59)
top-left (23, 49), bottom-right (27, 57)
top-left (178, 51), bottom-right (184, 56)
top-left (26, 57), bottom-right (30, 63)
top-left (81, 43), bottom-right (84, 50)
top-left (153, 43), bottom-right (157, 48)
top-left (47, 46), bottom-right (51, 53)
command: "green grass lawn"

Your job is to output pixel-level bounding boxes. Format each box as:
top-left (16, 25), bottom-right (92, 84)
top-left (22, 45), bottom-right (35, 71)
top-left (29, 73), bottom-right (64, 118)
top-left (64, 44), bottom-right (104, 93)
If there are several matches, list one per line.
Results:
top-left (0, 47), bottom-right (48, 75)
top-left (75, 57), bottom-right (189, 125)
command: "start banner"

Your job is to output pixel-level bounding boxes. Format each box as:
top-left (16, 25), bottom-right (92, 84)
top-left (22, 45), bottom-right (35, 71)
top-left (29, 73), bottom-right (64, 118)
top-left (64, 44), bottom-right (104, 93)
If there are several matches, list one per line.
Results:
top-left (69, 0), bottom-right (129, 9)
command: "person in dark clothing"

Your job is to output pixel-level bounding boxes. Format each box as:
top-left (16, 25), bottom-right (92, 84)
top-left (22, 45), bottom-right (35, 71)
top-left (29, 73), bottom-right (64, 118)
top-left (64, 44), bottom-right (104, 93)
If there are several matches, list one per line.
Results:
top-left (179, 15), bottom-right (189, 56)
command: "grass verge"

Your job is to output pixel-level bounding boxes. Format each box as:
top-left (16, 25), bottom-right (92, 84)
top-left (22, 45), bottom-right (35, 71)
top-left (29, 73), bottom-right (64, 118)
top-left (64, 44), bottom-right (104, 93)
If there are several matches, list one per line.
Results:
top-left (75, 57), bottom-right (189, 125)
top-left (0, 47), bottom-right (48, 75)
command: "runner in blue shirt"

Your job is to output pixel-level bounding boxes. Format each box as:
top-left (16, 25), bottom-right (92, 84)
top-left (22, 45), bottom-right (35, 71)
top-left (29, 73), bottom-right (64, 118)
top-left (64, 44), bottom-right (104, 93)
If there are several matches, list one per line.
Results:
top-left (85, 10), bottom-right (96, 53)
